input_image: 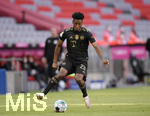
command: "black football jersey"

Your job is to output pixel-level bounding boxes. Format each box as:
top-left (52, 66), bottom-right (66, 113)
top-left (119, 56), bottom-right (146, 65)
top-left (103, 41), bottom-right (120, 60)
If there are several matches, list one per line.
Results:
top-left (44, 37), bottom-right (59, 61)
top-left (60, 27), bottom-right (95, 62)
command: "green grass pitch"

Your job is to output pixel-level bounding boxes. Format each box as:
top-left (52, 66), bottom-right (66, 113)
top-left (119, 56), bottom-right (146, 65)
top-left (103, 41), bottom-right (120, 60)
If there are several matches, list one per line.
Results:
top-left (0, 86), bottom-right (150, 116)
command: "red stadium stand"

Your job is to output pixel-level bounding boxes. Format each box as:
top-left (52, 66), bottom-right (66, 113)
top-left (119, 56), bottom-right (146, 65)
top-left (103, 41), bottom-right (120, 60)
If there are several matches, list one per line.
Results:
top-left (125, 0), bottom-right (150, 20)
top-left (114, 8), bottom-right (123, 14)
top-left (0, 0), bottom-right (150, 45)
top-left (15, 0), bottom-right (34, 5)
top-left (37, 6), bottom-right (51, 12)
top-left (97, 2), bottom-right (106, 7)
top-left (122, 20), bottom-right (135, 26)
top-left (52, 1), bottom-right (84, 7)
top-left (0, 0), bottom-right (64, 32)
top-left (101, 14), bottom-right (118, 20)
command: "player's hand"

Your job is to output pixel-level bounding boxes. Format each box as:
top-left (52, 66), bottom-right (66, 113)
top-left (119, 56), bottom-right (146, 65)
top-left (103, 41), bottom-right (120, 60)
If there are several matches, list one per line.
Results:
top-left (52, 62), bottom-right (58, 70)
top-left (42, 57), bottom-right (47, 64)
top-left (103, 60), bottom-right (109, 68)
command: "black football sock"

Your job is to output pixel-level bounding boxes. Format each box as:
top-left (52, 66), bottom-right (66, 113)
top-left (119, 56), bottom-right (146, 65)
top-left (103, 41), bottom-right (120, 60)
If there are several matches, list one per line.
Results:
top-left (43, 77), bottom-right (59, 95)
top-left (80, 83), bottom-right (88, 97)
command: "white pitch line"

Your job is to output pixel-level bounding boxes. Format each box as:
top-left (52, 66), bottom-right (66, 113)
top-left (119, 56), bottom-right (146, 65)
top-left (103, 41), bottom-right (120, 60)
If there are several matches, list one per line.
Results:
top-left (0, 103), bottom-right (150, 108)
top-left (68, 103), bottom-right (150, 106)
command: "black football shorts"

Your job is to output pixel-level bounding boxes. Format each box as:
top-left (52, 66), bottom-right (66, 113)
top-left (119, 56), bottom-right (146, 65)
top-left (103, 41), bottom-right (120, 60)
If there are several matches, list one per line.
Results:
top-left (59, 58), bottom-right (88, 81)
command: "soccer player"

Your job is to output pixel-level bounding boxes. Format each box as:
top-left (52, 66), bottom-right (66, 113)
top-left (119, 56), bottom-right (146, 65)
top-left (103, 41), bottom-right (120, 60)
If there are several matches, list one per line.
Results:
top-left (36, 12), bottom-right (109, 108)
top-left (42, 27), bottom-right (62, 91)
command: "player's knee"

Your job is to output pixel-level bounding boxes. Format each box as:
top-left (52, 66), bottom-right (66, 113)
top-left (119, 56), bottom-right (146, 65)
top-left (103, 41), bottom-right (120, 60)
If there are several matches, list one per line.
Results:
top-left (75, 75), bottom-right (83, 83)
top-left (57, 71), bottom-right (66, 80)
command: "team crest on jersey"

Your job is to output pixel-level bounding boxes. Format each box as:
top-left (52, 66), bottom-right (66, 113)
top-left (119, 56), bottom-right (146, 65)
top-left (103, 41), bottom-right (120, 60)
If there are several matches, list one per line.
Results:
top-left (80, 36), bottom-right (84, 40)
top-left (53, 40), bottom-right (58, 45)
top-left (75, 35), bottom-right (79, 40)
top-left (48, 40), bottom-right (51, 43)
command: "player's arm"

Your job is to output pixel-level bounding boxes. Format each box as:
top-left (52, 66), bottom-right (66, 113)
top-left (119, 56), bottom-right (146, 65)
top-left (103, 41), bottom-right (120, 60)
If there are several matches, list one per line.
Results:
top-left (91, 42), bottom-right (109, 67)
top-left (53, 39), bottom-right (64, 69)
top-left (42, 39), bottom-right (48, 64)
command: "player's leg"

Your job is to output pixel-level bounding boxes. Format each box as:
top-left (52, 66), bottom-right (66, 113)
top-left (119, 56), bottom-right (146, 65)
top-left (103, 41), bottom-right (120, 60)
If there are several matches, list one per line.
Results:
top-left (43, 67), bottom-right (68, 94)
top-left (51, 65), bottom-right (58, 91)
top-left (75, 63), bottom-right (91, 108)
top-left (45, 62), bottom-right (52, 84)
top-left (36, 67), bottom-right (68, 100)
top-left (36, 58), bottom-right (73, 100)
top-left (75, 73), bottom-right (87, 97)
top-left (75, 73), bottom-right (91, 108)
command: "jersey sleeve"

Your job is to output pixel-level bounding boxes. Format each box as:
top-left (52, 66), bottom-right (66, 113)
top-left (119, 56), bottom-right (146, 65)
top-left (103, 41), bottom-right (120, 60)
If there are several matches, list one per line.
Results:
top-left (88, 32), bottom-right (96, 43)
top-left (59, 30), bottom-right (66, 41)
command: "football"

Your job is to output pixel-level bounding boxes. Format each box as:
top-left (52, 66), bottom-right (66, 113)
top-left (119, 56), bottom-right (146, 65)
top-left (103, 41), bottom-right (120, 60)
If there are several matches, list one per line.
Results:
top-left (53, 100), bottom-right (67, 112)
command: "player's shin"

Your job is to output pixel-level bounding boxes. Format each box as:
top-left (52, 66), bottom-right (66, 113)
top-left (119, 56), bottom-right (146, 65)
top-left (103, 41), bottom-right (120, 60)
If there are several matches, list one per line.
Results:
top-left (80, 83), bottom-right (88, 97)
top-left (43, 77), bottom-right (59, 95)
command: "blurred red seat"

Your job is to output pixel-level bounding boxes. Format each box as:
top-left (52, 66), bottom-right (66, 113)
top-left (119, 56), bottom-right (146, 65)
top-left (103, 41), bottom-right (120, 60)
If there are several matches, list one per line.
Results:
top-left (101, 14), bottom-right (118, 20)
top-left (15, 0), bottom-right (34, 5)
top-left (37, 6), bottom-right (51, 12)
top-left (114, 8), bottom-right (123, 14)
top-left (122, 20), bottom-right (135, 26)
top-left (28, 76), bottom-right (36, 81)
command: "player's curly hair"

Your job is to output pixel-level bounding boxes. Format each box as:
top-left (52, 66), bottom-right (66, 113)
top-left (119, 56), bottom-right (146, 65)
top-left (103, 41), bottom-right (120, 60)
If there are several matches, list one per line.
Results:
top-left (72, 12), bottom-right (84, 20)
